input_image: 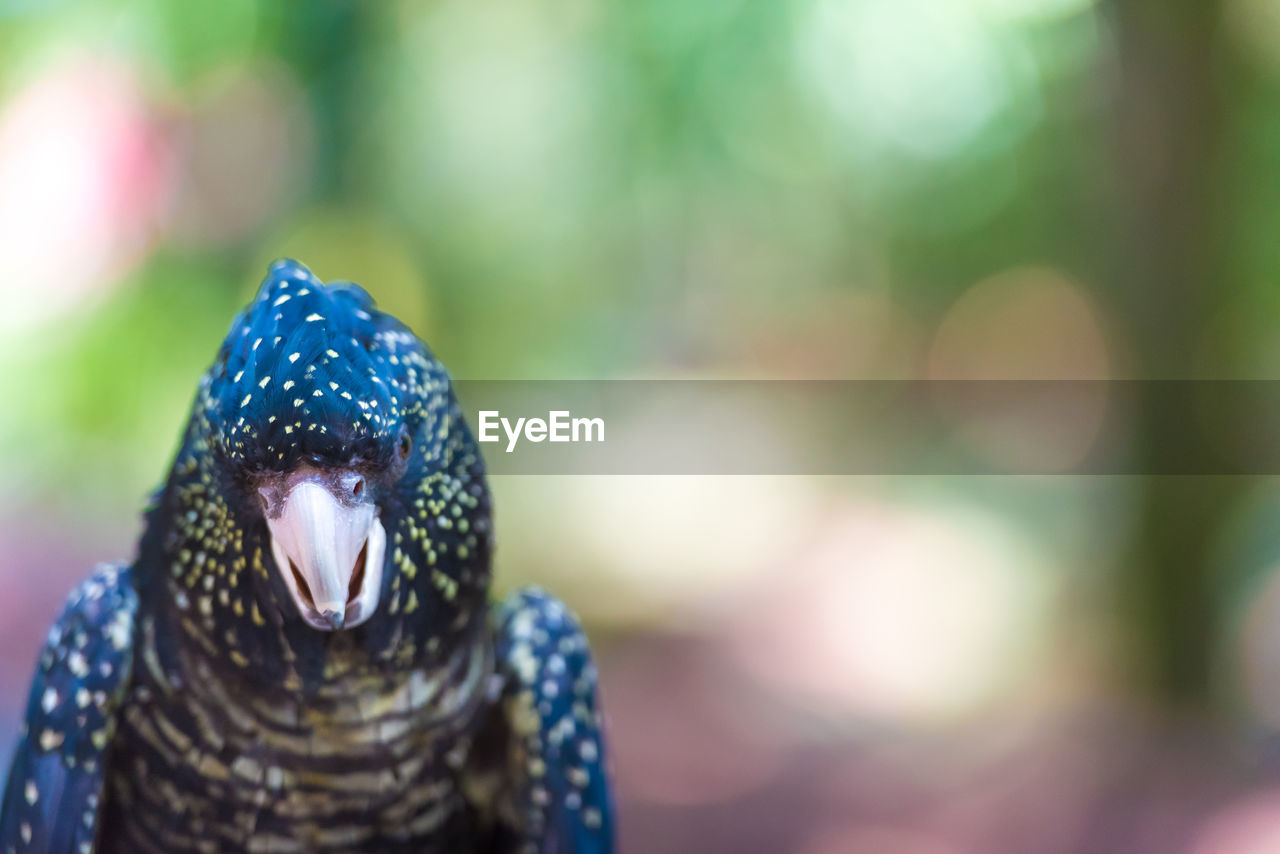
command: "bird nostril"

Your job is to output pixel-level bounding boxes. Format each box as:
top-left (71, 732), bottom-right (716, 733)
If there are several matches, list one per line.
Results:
top-left (352, 478), bottom-right (364, 498)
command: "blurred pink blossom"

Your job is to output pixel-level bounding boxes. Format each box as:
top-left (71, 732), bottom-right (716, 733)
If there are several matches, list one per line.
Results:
top-left (0, 57), bottom-right (172, 329)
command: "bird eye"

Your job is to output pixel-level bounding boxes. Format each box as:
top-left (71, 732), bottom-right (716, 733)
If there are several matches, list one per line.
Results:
top-left (397, 429), bottom-right (412, 461)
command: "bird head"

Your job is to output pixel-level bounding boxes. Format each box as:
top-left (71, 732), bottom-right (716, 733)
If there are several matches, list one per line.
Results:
top-left (146, 260), bottom-right (491, 679)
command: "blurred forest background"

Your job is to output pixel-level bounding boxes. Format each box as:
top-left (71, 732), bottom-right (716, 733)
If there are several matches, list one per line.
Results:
top-left (4, 0), bottom-right (1280, 851)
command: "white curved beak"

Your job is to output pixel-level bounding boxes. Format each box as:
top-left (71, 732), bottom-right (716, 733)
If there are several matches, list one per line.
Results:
top-left (263, 478), bottom-right (385, 631)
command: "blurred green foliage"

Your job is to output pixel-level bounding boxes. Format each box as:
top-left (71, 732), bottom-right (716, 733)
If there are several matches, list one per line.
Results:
top-left (7, 0), bottom-right (1280, 716)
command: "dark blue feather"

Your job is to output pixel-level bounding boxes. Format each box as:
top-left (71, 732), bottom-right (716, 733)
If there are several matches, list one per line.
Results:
top-left (207, 258), bottom-right (445, 474)
top-left (493, 589), bottom-right (615, 854)
top-left (0, 564), bottom-right (137, 854)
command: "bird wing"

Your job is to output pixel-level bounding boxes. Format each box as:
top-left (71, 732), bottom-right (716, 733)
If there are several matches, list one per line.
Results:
top-left (481, 587), bottom-right (615, 854)
top-left (0, 563), bottom-right (138, 854)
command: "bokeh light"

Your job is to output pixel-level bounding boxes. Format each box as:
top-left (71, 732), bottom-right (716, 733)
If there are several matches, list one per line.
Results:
top-left (798, 0), bottom-right (1019, 160)
top-left (728, 497), bottom-right (1057, 726)
top-left (0, 57), bottom-right (169, 331)
top-left (929, 267), bottom-right (1113, 471)
top-left (1190, 790), bottom-right (1280, 854)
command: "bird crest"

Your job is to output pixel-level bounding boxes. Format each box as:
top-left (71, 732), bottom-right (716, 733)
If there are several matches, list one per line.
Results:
top-left (203, 259), bottom-right (446, 472)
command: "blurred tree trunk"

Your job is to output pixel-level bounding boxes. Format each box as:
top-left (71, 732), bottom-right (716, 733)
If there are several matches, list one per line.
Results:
top-left (1109, 1), bottom-right (1241, 705)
